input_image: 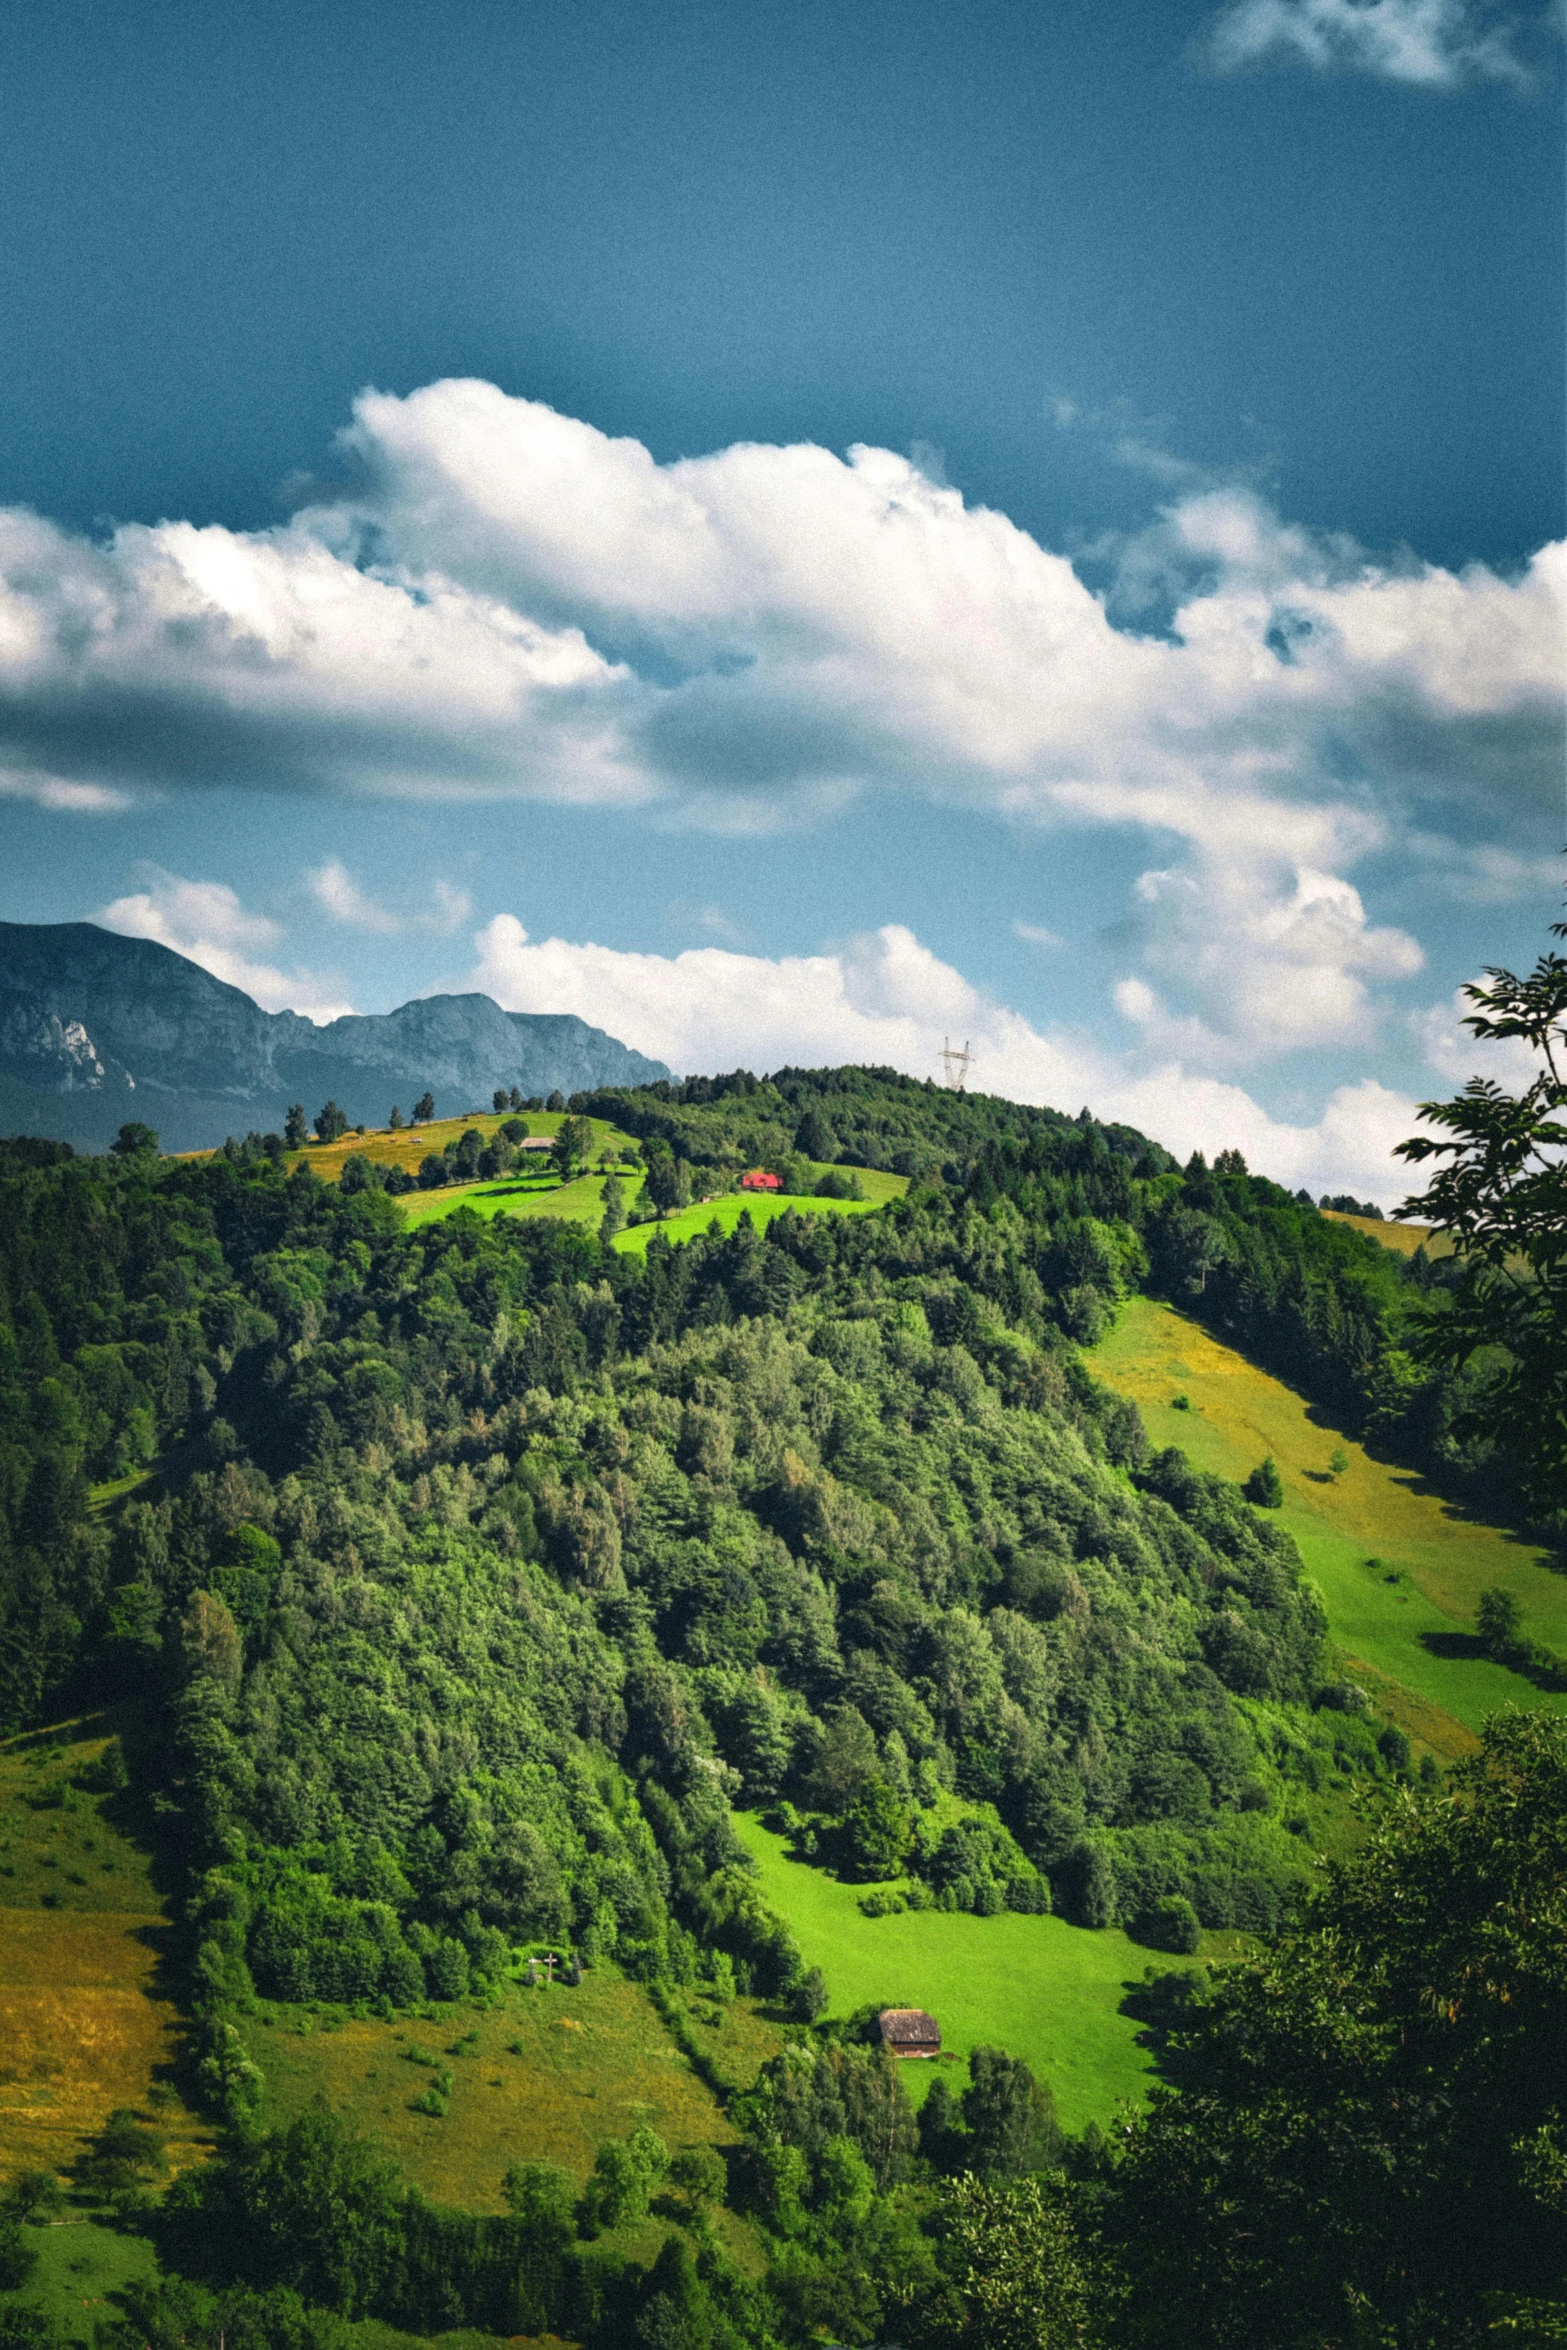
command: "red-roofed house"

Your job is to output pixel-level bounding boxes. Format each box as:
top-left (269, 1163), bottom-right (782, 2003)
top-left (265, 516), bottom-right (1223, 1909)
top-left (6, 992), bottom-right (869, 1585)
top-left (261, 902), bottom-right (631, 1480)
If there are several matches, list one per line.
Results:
top-left (740, 1169), bottom-right (782, 1192)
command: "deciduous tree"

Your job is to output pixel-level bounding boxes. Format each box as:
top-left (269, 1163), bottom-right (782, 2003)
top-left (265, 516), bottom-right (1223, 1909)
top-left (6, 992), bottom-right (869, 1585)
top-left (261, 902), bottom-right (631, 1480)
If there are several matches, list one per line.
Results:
top-left (1396, 889), bottom-right (1567, 1515)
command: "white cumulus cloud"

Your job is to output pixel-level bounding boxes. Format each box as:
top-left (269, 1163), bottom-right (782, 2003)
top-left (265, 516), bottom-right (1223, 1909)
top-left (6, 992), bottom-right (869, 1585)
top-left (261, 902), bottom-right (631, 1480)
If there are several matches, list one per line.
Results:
top-left (0, 765), bottom-right (131, 813)
top-left (307, 859), bottom-right (471, 934)
top-left (98, 868), bottom-right (355, 1020)
top-left (1204, 0), bottom-right (1543, 86)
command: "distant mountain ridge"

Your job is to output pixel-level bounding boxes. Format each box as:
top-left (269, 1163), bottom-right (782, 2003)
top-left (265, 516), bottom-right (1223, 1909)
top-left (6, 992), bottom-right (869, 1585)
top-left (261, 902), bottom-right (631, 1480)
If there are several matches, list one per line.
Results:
top-left (0, 922), bottom-right (671, 1151)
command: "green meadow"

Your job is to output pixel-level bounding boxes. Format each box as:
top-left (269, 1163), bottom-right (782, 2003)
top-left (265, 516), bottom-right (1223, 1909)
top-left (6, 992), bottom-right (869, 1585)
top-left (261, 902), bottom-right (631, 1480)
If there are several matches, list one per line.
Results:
top-left (611, 1174), bottom-right (905, 1255)
top-left (405, 1162), bottom-right (907, 1242)
top-left (0, 2214), bottom-right (160, 2340)
top-left (732, 1813), bottom-right (1182, 2133)
top-left (1092, 1295), bottom-right (1567, 1757)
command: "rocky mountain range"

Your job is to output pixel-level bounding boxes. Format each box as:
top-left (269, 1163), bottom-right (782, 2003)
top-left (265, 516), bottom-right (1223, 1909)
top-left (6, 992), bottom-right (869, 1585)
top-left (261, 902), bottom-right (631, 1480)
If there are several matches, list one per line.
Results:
top-left (0, 922), bottom-right (671, 1151)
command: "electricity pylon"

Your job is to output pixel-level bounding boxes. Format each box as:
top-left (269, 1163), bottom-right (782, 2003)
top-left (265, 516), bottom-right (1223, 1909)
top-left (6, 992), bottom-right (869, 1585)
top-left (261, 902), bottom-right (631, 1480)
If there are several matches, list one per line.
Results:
top-left (940, 1037), bottom-right (971, 1092)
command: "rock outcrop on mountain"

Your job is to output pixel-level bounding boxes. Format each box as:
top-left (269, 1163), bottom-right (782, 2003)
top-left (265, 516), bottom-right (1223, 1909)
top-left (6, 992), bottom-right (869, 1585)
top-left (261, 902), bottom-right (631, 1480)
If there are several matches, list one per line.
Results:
top-left (0, 922), bottom-right (671, 1151)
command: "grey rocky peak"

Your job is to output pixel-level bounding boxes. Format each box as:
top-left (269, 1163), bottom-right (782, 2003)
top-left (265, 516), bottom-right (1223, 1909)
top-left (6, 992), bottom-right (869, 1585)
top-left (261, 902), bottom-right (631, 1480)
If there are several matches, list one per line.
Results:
top-left (0, 921), bottom-right (670, 1151)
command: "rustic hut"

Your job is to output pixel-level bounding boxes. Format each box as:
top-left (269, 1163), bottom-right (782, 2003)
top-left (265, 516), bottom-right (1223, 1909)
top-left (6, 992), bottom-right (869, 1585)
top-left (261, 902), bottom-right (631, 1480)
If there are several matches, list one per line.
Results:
top-left (877, 2007), bottom-right (942, 2059)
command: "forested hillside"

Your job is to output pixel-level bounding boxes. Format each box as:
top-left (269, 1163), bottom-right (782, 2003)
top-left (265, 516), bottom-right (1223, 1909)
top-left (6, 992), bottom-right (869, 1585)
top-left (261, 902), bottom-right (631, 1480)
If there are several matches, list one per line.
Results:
top-left (0, 1069), bottom-right (1559, 2348)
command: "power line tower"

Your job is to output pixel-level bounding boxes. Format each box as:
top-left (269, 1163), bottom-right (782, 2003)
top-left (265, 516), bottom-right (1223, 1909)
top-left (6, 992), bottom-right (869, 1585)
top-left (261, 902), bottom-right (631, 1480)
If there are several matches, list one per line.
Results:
top-left (940, 1037), bottom-right (971, 1093)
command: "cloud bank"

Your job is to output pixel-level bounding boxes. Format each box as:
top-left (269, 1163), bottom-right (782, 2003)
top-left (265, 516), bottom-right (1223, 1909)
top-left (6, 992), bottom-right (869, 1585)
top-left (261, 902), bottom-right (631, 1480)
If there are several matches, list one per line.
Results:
top-left (1, 379), bottom-right (1559, 1085)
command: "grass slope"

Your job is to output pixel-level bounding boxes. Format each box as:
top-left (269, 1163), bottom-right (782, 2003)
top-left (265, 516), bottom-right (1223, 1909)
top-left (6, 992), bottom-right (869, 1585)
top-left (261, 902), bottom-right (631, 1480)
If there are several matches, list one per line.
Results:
top-left (0, 2214), bottom-right (160, 2342)
top-left (1321, 1210), bottom-right (1453, 1260)
top-left (244, 1969), bottom-right (747, 2213)
top-left (1092, 1296), bottom-right (1566, 1756)
top-left (0, 1718), bottom-right (210, 2189)
top-left (732, 1814), bottom-right (1180, 2134)
top-left (283, 1111), bottom-right (637, 1187)
top-left (408, 1164), bottom-right (908, 1243)
top-left (611, 1182), bottom-right (904, 1256)
top-left (244, 1969), bottom-right (776, 2280)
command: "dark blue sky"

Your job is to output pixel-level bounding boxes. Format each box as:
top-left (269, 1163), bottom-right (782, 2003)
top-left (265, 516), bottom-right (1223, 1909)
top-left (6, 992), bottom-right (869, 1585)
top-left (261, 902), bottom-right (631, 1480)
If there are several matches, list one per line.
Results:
top-left (2, 0), bottom-right (1558, 560)
top-left (0, 0), bottom-right (1560, 1196)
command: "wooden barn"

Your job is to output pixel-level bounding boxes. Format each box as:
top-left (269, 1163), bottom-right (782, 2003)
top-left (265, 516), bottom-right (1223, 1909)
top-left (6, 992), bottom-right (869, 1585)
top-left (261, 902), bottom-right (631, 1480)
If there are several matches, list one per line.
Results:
top-left (877, 2007), bottom-right (942, 2059)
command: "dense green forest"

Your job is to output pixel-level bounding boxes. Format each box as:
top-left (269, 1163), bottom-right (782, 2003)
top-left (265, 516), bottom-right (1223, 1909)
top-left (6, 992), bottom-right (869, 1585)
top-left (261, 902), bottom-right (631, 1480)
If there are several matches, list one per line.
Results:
top-left (0, 1066), bottom-right (1560, 2347)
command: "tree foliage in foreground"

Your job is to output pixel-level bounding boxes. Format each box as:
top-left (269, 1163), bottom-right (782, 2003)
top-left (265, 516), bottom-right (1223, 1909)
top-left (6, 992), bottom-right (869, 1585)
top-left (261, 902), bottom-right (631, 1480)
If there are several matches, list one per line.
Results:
top-left (1396, 891), bottom-right (1567, 1517)
top-left (1105, 1708), bottom-right (1567, 2347)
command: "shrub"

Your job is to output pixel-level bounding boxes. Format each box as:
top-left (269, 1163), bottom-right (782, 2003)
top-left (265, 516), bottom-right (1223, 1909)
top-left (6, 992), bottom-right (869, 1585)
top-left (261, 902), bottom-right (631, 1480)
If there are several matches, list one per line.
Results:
top-left (1477, 1586), bottom-right (1526, 1663)
top-left (1244, 1455), bottom-right (1284, 1508)
top-left (1140, 1894), bottom-right (1202, 1955)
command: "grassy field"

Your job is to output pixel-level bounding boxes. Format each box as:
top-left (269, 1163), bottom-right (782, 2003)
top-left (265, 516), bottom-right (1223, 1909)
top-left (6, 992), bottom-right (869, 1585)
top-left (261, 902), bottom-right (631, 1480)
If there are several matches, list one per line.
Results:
top-left (281, 1110), bottom-right (637, 1188)
top-left (0, 1718), bottom-right (210, 2189)
top-left (612, 1177), bottom-right (906, 1256)
top-left (400, 1169), bottom-right (613, 1231)
top-left (1092, 1296), bottom-right (1566, 1756)
top-left (243, 1968), bottom-right (776, 2278)
top-left (186, 1107), bottom-right (912, 1246)
top-left (245, 1967), bottom-right (780, 2212)
top-left (1321, 1210), bottom-right (1453, 1259)
top-left (732, 1814), bottom-right (1188, 2134)
top-left (406, 1162), bottom-right (908, 1243)
top-left (0, 2214), bottom-right (160, 2341)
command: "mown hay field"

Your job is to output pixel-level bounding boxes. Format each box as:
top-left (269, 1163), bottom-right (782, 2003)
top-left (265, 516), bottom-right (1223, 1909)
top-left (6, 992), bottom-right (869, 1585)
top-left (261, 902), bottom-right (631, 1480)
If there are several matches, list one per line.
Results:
top-left (0, 1720), bottom-right (210, 2187)
top-left (732, 1813), bottom-right (1180, 2133)
top-left (1092, 1296), bottom-right (1566, 1755)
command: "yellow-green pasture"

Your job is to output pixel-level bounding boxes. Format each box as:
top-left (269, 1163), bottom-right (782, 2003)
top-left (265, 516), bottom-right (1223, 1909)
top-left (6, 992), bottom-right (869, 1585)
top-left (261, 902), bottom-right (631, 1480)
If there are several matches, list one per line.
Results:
top-left (246, 1969), bottom-right (778, 2275)
top-left (0, 1717), bottom-right (210, 2188)
top-left (399, 1168), bottom-right (613, 1231)
top-left (283, 1109), bottom-right (639, 1189)
top-left (245, 1969), bottom-right (747, 2210)
top-left (1321, 1210), bottom-right (1454, 1259)
top-left (1092, 1296), bottom-right (1565, 1755)
top-left (733, 1814), bottom-right (1189, 2134)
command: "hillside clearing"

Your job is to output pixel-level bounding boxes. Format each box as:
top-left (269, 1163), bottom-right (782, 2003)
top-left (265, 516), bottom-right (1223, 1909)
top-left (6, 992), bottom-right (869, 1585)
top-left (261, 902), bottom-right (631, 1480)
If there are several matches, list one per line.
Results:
top-left (1092, 1296), bottom-right (1565, 1754)
top-left (612, 1181), bottom-right (903, 1254)
top-left (244, 1967), bottom-right (772, 2215)
top-left (0, 2214), bottom-right (160, 2341)
top-left (281, 1111), bottom-right (638, 1187)
top-left (407, 1164), bottom-right (908, 1240)
top-left (1321, 1210), bottom-right (1454, 1259)
top-left (732, 1813), bottom-right (1183, 2133)
top-left (0, 1718), bottom-right (209, 2187)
